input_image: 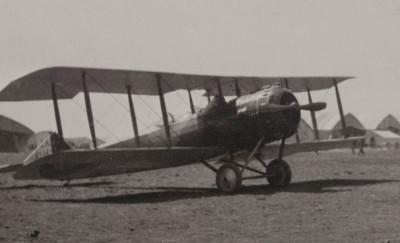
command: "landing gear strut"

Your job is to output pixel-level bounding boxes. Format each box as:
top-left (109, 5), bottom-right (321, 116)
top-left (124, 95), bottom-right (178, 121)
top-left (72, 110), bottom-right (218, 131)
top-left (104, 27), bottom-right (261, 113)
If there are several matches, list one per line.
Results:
top-left (203, 137), bottom-right (292, 193)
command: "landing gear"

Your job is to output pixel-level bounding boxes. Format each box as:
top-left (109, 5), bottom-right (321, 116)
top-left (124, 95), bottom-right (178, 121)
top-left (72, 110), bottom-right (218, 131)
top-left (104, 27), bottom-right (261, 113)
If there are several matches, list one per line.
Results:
top-left (202, 137), bottom-right (292, 193)
top-left (216, 164), bottom-right (242, 193)
top-left (266, 159), bottom-right (291, 188)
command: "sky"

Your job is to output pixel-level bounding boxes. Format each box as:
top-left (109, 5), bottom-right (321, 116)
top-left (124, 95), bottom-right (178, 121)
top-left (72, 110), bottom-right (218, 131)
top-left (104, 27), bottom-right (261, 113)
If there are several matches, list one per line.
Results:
top-left (0, 0), bottom-right (399, 143)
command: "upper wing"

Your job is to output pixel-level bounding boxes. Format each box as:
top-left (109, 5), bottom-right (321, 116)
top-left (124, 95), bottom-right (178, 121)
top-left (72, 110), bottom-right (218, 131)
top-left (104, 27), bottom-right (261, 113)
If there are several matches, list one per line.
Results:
top-left (13, 146), bottom-right (226, 180)
top-left (0, 66), bottom-right (353, 101)
top-left (260, 137), bottom-right (365, 159)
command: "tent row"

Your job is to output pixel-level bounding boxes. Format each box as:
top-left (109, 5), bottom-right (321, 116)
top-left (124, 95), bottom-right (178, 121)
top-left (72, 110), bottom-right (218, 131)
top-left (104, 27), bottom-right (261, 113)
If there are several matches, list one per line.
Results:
top-left (292, 113), bottom-right (400, 148)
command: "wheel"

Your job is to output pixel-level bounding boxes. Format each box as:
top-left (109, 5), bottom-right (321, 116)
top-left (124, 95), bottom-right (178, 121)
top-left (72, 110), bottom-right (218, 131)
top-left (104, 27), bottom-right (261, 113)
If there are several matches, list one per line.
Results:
top-left (216, 164), bottom-right (242, 193)
top-left (266, 159), bottom-right (292, 188)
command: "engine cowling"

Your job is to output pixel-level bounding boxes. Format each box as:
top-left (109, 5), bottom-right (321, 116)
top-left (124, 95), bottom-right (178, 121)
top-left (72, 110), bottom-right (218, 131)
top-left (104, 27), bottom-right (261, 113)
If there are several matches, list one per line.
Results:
top-left (235, 86), bottom-right (301, 139)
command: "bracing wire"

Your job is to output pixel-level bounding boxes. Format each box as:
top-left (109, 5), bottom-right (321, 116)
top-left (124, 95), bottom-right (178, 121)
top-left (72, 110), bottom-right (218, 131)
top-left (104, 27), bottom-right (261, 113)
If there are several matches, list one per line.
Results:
top-left (85, 73), bottom-right (170, 146)
top-left (321, 87), bottom-right (330, 103)
top-left (86, 75), bottom-right (166, 145)
top-left (162, 80), bottom-right (191, 108)
top-left (57, 88), bottom-right (121, 142)
top-left (87, 75), bottom-right (170, 145)
top-left (88, 73), bottom-right (189, 141)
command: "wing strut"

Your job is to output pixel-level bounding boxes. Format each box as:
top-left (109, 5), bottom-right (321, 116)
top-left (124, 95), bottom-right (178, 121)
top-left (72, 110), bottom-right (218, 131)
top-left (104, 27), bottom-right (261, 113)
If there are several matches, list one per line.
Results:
top-left (333, 79), bottom-right (347, 138)
top-left (51, 82), bottom-right (64, 140)
top-left (295, 132), bottom-right (300, 143)
top-left (205, 89), bottom-right (211, 103)
top-left (282, 78), bottom-right (289, 89)
top-left (234, 79), bottom-right (241, 97)
top-left (156, 74), bottom-right (171, 146)
top-left (216, 78), bottom-right (223, 97)
top-left (187, 89), bottom-right (195, 114)
top-left (306, 88), bottom-right (320, 140)
top-left (126, 85), bottom-right (141, 146)
top-left (82, 71), bottom-right (97, 149)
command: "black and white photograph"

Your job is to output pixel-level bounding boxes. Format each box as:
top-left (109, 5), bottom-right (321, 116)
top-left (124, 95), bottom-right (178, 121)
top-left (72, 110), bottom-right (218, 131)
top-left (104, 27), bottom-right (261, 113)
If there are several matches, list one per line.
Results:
top-left (0, 1), bottom-right (400, 242)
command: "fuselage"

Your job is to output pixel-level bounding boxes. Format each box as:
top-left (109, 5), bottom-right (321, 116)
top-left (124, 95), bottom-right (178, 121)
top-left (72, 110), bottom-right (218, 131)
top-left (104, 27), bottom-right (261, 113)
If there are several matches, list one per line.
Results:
top-left (108, 85), bottom-right (301, 152)
top-left (14, 86), bottom-right (302, 181)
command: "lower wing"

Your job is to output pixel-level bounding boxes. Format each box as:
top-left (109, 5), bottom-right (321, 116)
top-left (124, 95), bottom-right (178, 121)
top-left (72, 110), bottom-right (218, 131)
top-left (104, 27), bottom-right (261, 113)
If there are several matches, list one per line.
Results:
top-left (261, 136), bottom-right (365, 159)
top-left (2, 137), bottom-right (364, 181)
top-left (12, 147), bottom-right (226, 181)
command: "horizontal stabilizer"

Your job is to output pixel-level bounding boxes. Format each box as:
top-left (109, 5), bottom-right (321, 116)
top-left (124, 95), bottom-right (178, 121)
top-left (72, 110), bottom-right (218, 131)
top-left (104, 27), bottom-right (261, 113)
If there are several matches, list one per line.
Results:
top-left (0, 164), bottom-right (22, 174)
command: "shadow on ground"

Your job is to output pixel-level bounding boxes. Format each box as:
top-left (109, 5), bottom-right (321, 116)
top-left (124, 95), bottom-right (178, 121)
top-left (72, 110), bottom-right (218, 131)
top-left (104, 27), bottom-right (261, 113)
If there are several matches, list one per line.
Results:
top-left (31, 179), bottom-right (399, 204)
top-left (0, 181), bottom-right (114, 190)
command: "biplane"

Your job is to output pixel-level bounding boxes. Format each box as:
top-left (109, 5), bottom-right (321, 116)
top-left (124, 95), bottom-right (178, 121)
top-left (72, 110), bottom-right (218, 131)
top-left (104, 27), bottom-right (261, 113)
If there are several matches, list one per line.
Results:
top-left (0, 67), bottom-right (363, 192)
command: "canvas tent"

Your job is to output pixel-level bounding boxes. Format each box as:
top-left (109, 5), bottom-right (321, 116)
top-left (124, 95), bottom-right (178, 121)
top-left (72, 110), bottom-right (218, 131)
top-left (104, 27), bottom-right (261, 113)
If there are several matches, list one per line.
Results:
top-left (376, 115), bottom-right (400, 134)
top-left (287, 119), bottom-right (315, 143)
top-left (318, 113), bottom-right (366, 139)
top-left (344, 113), bottom-right (400, 148)
top-left (0, 115), bottom-right (33, 152)
top-left (366, 130), bottom-right (400, 149)
top-left (352, 113), bottom-right (400, 131)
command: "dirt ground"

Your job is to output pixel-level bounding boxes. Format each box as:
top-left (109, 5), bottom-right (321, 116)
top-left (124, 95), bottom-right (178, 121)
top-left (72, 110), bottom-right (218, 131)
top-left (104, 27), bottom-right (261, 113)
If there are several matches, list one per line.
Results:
top-left (1, 149), bottom-right (400, 243)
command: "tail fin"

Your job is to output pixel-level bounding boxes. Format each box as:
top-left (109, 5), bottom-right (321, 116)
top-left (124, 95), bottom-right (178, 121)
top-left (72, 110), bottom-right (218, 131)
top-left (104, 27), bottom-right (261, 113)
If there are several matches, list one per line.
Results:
top-left (0, 131), bottom-right (72, 174)
top-left (23, 131), bottom-right (72, 165)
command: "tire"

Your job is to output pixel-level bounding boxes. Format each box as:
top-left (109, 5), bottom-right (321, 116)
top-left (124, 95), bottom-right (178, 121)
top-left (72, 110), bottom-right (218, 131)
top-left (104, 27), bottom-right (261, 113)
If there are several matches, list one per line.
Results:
top-left (267, 159), bottom-right (292, 188)
top-left (216, 164), bottom-right (242, 193)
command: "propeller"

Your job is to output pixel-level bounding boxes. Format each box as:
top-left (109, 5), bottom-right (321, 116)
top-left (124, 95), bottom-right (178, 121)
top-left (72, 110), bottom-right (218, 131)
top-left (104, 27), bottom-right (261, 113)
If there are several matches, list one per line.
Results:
top-left (297, 102), bottom-right (326, 112)
top-left (264, 102), bottom-right (326, 113)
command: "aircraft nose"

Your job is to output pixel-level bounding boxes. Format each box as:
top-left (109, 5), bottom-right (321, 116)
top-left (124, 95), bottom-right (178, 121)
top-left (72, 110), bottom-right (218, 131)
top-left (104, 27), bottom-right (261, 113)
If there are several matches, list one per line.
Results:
top-left (261, 88), bottom-right (301, 137)
top-left (271, 89), bottom-right (300, 121)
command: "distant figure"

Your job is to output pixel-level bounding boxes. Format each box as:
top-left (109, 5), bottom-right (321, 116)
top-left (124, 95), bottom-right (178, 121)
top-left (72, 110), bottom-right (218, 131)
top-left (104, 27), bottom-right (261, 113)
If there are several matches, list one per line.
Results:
top-left (358, 139), bottom-right (365, 155)
top-left (369, 137), bottom-right (375, 148)
top-left (351, 141), bottom-right (357, 155)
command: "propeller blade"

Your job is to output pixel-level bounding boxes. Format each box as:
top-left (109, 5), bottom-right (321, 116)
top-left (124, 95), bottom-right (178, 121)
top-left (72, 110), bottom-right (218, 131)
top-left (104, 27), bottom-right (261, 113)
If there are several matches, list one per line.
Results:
top-left (298, 102), bottom-right (326, 112)
top-left (263, 102), bottom-right (326, 113)
top-left (263, 103), bottom-right (298, 113)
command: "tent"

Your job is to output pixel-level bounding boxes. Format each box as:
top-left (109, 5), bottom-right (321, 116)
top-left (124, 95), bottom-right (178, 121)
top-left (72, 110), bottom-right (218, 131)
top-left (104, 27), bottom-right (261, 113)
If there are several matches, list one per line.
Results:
top-left (287, 119), bottom-right (315, 143)
top-left (377, 114), bottom-right (400, 134)
top-left (351, 113), bottom-right (400, 132)
top-left (366, 130), bottom-right (400, 149)
top-left (318, 113), bottom-right (366, 139)
top-left (0, 115), bottom-right (33, 152)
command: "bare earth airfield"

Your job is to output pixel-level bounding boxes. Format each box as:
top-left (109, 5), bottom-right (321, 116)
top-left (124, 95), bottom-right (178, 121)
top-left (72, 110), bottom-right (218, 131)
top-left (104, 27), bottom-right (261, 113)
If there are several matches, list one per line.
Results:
top-left (1, 149), bottom-right (400, 242)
